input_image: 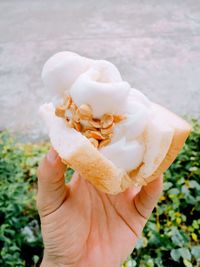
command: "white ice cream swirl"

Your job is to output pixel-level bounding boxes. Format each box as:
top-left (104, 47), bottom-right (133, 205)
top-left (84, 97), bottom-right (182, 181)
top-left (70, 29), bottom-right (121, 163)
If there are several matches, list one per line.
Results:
top-left (42, 51), bottom-right (173, 176)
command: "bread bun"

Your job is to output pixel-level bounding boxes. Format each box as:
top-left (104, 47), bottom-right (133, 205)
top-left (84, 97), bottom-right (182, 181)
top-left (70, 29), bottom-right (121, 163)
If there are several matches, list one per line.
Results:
top-left (40, 52), bottom-right (191, 194)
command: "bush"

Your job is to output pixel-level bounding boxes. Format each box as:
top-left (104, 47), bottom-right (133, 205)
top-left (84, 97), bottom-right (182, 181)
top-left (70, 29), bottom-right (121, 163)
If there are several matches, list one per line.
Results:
top-left (0, 120), bottom-right (199, 267)
top-left (0, 133), bottom-right (49, 266)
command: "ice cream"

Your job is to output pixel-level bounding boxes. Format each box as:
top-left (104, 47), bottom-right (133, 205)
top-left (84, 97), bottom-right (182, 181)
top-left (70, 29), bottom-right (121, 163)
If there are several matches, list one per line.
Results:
top-left (39, 51), bottom-right (191, 194)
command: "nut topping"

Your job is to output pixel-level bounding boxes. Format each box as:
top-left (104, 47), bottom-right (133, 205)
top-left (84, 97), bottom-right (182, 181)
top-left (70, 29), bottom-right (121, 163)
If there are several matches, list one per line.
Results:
top-left (66, 119), bottom-right (74, 128)
top-left (90, 130), bottom-right (105, 140)
top-left (88, 138), bottom-right (99, 148)
top-left (101, 124), bottom-right (114, 135)
top-left (55, 105), bottom-right (66, 118)
top-left (99, 138), bottom-right (111, 148)
top-left (73, 109), bottom-right (81, 123)
top-left (88, 118), bottom-right (101, 128)
top-left (83, 130), bottom-right (92, 138)
top-left (101, 113), bottom-right (114, 129)
top-left (74, 121), bottom-right (82, 132)
top-left (78, 104), bottom-right (92, 120)
top-left (55, 96), bottom-right (126, 150)
top-left (70, 102), bottom-right (78, 115)
top-left (63, 95), bottom-right (72, 109)
top-left (113, 114), bottom-right (126, 123)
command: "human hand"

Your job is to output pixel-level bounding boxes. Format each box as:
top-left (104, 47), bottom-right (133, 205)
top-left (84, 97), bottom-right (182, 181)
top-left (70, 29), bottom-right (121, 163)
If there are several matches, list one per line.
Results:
top-left (37, 148), bottom-right (163, 267)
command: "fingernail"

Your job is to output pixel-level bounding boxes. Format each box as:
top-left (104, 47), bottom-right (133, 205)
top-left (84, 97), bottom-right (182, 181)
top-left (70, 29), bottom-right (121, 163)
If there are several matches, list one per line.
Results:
top-left (46, 148), bottom-right (58, 164)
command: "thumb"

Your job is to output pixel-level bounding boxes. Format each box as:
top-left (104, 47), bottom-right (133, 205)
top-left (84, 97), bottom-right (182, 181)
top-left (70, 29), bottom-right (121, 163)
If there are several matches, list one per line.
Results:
top-left (133, 175), bottom-right (163, 221)
top-left (37, 148), bottom-right (69, 217)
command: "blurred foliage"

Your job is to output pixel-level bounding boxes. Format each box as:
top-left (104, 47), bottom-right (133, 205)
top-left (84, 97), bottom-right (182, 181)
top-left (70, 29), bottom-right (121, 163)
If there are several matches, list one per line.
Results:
top-left (0, 119), bottom-right (199, 267)
top-left (0, 133), bottom-right (50, 266)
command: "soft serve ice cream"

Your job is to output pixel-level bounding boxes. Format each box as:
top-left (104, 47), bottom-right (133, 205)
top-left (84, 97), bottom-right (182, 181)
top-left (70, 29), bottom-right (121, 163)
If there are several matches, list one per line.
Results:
top-left (40, 51), bottom-right (176, 191)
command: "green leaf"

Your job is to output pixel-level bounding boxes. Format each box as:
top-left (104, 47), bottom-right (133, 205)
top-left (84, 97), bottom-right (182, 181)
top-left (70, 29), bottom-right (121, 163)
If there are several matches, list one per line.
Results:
top-left (170, 249), bottom-right (181, 262)
top-left (191, 246), bottom-right (200, 261)
top-left (146, 258), bottom-right (154, 267)
top-left (125, 259), bottom-right (137, 267)
top-left (164, 182), bottom-right (173, 191)
top-left (168, 188), bottom-right (180, 195)
top-left (135, 237), bottom-right (147, 249)
top-left (171, 228), bottom-right (186, 246)
top-left (178, 248), bottom-right (191, 261)
top-left (183, 259), bottom-right (193, 267)
top-left (192, 220), bottom-right (199, 229)
top-left (189, 180), bottom-right (200, 189)
top-left (33, 255), bottom-right (39, 264)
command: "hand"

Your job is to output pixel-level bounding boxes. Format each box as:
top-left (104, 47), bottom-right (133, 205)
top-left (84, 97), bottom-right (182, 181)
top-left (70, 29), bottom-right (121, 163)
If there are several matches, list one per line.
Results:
top-left (37, 148), bottom-right (163, 267)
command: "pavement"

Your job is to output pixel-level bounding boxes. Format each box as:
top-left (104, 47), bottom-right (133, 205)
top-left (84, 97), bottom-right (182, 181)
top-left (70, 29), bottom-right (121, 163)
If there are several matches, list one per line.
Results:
top-left (0, 0), bottom-right (199, 141)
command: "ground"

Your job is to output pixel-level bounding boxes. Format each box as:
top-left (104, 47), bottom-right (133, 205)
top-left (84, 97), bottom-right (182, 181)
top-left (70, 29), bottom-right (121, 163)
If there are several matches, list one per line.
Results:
top-left (0, 0), bottom-right (199, 140)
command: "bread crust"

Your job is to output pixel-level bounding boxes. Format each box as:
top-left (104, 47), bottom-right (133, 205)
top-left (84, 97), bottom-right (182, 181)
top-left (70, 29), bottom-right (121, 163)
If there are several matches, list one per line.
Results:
top-left (138, 104), bottom-right (191, 184)
top-left (68, 144), bottom-right (130, 194)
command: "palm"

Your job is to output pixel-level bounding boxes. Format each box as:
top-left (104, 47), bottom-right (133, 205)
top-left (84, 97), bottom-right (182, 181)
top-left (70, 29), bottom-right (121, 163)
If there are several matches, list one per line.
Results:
top-left (38, 151), bottom-right (162, 267)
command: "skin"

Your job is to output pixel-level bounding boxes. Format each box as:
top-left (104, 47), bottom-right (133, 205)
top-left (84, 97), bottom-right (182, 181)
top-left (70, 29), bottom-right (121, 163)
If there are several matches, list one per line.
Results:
top-left (37, 148), bottom-right (163, 267)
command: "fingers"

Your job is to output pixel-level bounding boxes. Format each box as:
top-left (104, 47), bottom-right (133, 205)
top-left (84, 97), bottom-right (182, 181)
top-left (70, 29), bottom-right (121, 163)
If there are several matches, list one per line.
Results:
top-left (133, 175), bottom-right (163, 220)
top-left (37, 148), bottom-right (69, 217)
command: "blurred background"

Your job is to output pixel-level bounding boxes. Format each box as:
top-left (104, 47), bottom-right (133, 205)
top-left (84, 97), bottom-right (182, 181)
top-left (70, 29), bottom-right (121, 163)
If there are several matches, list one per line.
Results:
top-left (0, 1), bottom-right (199, 267)
top-left (0, 0), bottom-right (200, 140)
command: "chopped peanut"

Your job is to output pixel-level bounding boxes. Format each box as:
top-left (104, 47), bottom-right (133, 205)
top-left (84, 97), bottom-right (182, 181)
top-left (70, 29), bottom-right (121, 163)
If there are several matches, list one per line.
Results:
top-left (55, 96), bottom-right (126, 149)
top-left (55, 105), bottom-right (66, 118)
top-left (101, 113), bottom-right (114, 129)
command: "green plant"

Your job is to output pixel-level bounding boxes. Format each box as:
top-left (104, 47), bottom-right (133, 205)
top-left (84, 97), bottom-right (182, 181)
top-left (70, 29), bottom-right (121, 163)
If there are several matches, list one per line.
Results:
top-left (0, 133), bottom-right (49, 266)
top-left (0, 119), bottom-right (199, 267)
